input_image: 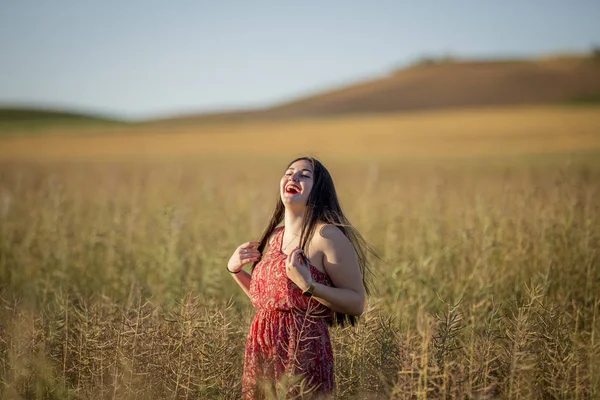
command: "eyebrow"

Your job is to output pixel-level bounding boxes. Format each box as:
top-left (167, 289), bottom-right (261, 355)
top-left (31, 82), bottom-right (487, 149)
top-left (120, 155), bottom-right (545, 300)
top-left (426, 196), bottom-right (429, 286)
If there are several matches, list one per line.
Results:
top-left (287, 168), bottom-right (313, 174)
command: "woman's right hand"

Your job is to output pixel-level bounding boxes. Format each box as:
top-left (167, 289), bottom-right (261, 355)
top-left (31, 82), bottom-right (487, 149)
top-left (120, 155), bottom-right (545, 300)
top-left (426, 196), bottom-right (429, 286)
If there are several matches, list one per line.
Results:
top-left (227, 241), bottom-right (261, 273)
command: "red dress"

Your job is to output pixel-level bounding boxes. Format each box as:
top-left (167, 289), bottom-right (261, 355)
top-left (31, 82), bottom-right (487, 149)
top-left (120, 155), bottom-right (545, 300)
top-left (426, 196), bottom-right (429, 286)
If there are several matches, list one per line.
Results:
top-left (242, 226), bottom-right (335, 399)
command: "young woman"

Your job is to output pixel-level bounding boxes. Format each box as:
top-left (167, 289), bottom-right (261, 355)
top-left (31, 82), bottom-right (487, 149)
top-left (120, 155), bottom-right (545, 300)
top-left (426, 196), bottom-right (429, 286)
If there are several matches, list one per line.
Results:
top-left (227, 156), bottom-right (375, 399)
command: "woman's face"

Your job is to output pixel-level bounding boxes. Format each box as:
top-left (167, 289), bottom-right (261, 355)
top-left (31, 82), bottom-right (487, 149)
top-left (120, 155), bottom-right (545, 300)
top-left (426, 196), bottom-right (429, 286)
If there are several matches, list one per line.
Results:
top-left (280, 159), bottom-right (314, 207)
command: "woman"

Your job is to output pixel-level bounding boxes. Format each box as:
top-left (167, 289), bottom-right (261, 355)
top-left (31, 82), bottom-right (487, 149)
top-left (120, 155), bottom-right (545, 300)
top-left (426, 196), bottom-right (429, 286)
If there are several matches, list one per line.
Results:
top-left (227, 156), bottom-right (374, 399)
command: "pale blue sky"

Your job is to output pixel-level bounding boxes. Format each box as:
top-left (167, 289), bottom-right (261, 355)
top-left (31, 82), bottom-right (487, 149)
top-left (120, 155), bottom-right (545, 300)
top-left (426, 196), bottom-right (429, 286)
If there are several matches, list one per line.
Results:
top-left (1, 1), bottom-right (599, 120)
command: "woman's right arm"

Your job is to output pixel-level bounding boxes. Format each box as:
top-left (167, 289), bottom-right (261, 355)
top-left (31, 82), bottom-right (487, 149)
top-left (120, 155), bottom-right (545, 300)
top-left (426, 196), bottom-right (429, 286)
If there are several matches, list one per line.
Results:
top-left (227, 241), bottom-right (261, 298)
top-left (227, 231), bottom-right (276, 298)
top-left (229, 270), bottom-right (253, 298)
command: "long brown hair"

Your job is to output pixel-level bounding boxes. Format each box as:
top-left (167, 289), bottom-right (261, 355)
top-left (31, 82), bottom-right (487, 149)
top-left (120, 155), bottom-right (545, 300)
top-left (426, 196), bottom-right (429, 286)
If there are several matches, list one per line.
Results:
top-left (252, 156), bottom-right (379, 326)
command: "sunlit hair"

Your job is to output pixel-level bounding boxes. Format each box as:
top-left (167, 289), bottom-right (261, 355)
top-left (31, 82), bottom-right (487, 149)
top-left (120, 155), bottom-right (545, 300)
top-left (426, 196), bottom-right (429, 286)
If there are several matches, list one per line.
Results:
top-left (252, 156), bottom-right (379, 326)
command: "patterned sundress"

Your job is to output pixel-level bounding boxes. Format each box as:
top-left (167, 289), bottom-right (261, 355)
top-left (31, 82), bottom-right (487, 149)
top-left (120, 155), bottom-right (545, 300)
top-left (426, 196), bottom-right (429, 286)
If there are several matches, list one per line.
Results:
top-left (242, 226), bottom-right (334, 399)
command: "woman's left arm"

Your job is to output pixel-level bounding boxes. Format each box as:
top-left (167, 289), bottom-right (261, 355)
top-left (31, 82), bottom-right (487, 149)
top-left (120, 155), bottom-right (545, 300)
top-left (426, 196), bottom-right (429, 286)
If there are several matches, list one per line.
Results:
top-left (286, 225), bottom-right (365, 316)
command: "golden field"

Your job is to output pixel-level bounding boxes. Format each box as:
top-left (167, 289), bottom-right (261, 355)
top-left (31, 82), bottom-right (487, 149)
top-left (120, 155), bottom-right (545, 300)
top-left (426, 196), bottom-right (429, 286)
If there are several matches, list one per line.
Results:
top-left (1, 106), bottom-right (600, 162)
top-left (1, 105), bottom-right (600, 399)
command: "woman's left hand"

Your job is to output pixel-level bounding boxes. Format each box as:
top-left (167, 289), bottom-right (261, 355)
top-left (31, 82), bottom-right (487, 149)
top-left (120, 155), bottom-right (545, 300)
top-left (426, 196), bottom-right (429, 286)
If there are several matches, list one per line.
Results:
top-left (286, 248), bottom-right (312, 292)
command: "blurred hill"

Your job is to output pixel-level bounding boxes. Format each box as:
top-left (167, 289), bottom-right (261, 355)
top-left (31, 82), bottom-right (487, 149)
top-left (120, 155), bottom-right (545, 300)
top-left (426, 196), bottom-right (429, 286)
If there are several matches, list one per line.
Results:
top-left (0, 107), bottom-right (123, 134)
top-left (3, 54), bottom-right (599, 130)
top-left (0, 108), bottom-right (122, 123)
top-left (155, 54), bottom-right (600, 124)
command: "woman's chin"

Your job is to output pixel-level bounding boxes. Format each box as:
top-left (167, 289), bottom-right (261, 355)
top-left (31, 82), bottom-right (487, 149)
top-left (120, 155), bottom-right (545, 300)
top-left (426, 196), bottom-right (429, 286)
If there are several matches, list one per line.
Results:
top-left (281, 195), bottom-right (306, 207)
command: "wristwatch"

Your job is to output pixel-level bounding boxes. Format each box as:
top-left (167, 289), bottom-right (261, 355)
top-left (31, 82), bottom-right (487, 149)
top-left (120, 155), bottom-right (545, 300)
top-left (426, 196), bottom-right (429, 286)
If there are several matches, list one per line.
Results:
top-left (302, 279), bottom-right (316, 297)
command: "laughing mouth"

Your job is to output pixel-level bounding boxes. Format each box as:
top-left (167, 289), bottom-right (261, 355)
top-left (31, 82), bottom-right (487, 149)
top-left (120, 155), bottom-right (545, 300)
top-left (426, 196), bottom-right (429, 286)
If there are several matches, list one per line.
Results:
top-left (285, 184), bottom-right (301, 194)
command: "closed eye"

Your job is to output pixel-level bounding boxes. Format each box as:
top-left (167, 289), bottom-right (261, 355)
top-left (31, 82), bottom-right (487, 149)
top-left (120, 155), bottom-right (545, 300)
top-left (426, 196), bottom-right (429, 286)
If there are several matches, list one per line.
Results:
top-left (284, 173), bottom-right (311, 178)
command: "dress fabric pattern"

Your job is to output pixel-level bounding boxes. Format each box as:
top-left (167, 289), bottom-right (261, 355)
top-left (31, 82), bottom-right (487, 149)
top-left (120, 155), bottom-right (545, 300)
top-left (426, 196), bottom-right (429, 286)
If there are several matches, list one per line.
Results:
top-left (242, 226), bottom-right (334, 399)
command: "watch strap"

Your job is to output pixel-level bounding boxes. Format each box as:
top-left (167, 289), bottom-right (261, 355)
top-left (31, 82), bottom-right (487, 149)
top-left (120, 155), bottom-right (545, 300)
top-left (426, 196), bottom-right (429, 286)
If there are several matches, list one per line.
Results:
top-left (302, 280), bottom-right (316, 297)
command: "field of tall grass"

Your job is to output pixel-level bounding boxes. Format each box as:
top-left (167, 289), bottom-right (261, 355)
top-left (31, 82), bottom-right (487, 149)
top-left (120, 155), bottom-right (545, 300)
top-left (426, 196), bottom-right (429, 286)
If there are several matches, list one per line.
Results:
top-left (1, 106), bottom-right (600, 399)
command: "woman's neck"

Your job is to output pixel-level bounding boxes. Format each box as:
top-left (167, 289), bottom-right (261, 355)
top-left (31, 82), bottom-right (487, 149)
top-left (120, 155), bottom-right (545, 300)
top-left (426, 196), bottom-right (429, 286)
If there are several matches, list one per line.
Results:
top-left (284, 207), bottom-right (305, 235)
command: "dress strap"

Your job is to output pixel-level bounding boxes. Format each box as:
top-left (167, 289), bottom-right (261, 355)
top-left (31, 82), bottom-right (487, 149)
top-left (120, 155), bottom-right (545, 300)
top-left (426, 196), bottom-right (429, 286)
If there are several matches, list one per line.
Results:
top-left (267, 226), bottom-right (285, 255)
top-left (276, 226), bottom-right (285, 250)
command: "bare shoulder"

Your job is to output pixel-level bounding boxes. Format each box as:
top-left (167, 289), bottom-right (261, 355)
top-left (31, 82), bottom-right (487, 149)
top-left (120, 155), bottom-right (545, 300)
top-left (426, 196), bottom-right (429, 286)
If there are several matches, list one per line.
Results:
top-left (316, 223), bottom-right (360, 278)
top-left (316, 223), bottom-right (353, 250)
top-left (318, 223), bottom-right (344, 240)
